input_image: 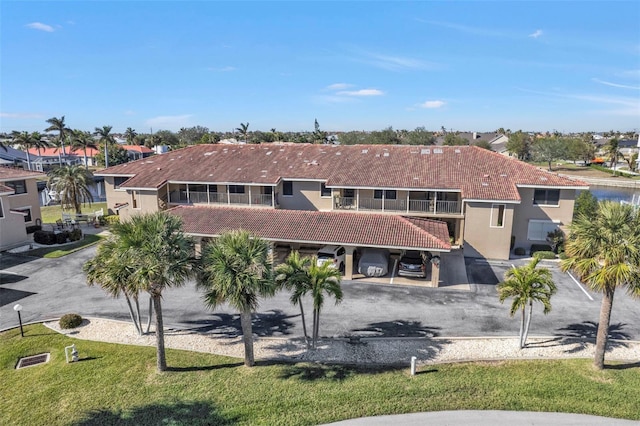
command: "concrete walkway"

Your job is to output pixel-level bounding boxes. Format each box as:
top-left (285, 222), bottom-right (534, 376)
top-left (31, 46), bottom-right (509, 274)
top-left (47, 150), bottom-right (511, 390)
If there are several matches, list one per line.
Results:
top-left (325, 410), bottom-right (639, 425)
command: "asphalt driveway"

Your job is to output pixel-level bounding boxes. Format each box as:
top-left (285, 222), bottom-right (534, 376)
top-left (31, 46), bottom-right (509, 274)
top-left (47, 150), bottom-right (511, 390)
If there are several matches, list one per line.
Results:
top-left (1, 248), bottom-right (639, 342)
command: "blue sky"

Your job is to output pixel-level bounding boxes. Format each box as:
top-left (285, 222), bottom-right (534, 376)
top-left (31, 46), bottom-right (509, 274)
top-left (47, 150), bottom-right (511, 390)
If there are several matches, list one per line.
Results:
top-left (2, 1), bottom-right (639, 134)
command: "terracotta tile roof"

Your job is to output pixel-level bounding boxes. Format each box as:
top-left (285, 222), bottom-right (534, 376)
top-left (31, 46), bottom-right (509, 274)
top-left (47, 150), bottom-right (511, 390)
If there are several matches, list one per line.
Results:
top-left (0, 167), bottom-right (44, 181)
top-left (0, 183), bottom-right (13, 194)
top-left (168, 205), bottom-right (452, 251)
top-left (122, 145), bottom-right (153, 153)
top-left (27, 147), bottom-right (100, 157)
top-left (97, 144), bottom-right (588, 202)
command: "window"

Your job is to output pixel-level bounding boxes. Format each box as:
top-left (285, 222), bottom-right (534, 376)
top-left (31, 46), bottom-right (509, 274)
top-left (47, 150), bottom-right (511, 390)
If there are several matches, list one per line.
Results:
top-left (527, 220), bottom-right (559, 241)
top-left (343, 189), bottom-right (354, 198)
top-left (263, 186), bottom-right (272, 195)
top-left (208, 184), bottom-right (218, 193)
top-left (283, 181), bottom-right (293, 196)
top-left (0, 199), bottom-right (3, 218)
top-left (229, 185), bottom-right (245, 194)
top-left (320, 183), bottom-right (332, 197)
top-left (375, 189), bottom-right (397, 199)
top-left (6, 180), bottom-right (27, 195)
top-left (490, 204), bottom-right (506, 228)
top-left (113, 177), bottom-right (128, 189)
top-left (533, 189), bottom-right (560, 206)
top-left (14, 207), bottom-right (32, 222)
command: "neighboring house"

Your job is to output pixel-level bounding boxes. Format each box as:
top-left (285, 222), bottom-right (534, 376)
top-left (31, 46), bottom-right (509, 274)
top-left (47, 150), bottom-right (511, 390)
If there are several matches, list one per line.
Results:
top-left (122, 145), bottom-right (154, 161)
top-left (488, 134), bottom-right (510, 155)
top-left (0, 167), bottom-right (44, 250)
top-left (0, 146), bottom-right (28, 168)
top-left (96, 144), bottom-right (588, 280)
top-left (26, 147), bottom-right (90, 171)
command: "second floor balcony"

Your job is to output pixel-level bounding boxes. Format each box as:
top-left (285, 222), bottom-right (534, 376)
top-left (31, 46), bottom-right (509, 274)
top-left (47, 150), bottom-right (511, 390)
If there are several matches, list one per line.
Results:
top-left (334, 190), bottom-right (462, 215)
top-left (167, 183), bottom-right (275, 208)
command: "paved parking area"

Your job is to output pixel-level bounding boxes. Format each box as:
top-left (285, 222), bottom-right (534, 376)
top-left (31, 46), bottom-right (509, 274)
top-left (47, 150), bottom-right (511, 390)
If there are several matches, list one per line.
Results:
top-left (1, 247), bottom-right (639, 341)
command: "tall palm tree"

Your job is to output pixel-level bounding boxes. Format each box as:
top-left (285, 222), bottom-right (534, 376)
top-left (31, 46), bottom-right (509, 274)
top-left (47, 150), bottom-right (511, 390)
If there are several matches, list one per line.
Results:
top-left (84, 238), bottom-right (146, 335)
top-left (275, 251), bottom-right (312, 347)
top-left (70, 129), bottom-right (98, 168)
top-left (124, 127), bottom-right (138, 144)
top-left (236, 122), bottom-right (249, 144)
top-left (308, 258), bottom-right (343, 348)
top-left (94, 125), bottom-right (116, 168)
top-left (45, 116), bottom-right (71, 166)
top-left (497, 257), bottom-right (557, 349)
top-left (197, 230), bottom-right (276, 367)
top-left (29, 131), bottom-right (50, 158)
top-left (91, 212), bottom-right (196, 372)
top-left (47, 165), bottom-right (95, 214)
top-left (11, 131), bottom-right (36, 170)
top-left (561, 201), bottom-right (640, 369)
top-left (605, 138), bottom-right (624, 176)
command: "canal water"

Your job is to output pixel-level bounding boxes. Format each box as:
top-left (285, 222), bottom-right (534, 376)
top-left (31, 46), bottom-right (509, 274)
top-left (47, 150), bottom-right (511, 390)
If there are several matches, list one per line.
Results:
top-left (585, 185), bottom-right (640, 203)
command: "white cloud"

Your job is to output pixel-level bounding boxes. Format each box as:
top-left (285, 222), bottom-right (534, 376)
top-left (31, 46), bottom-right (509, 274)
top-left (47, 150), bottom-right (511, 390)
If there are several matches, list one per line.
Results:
top-left (419, 100), bottom-right (445, 109)
top-left (25, 22), bottom-right (55, 32)
top-left (336, 89), bottom-right (384, 97)
top-left (326, 83), bottom-right (352, 91)
top-left (145, 114), bottom-right (193, 130)
top-left (208, 66), bottom-right (236, 72)
top-left (529, 29), bottom-right (543, 39)
top-left (592, 78), bottom-right (640, 90)
top-left (0, 112), bottom-right (43, 119)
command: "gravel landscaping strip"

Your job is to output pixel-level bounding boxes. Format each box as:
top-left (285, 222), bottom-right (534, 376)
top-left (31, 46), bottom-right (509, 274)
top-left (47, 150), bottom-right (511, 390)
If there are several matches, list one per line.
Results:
top-left (44, 318), bottom-right (640, 366)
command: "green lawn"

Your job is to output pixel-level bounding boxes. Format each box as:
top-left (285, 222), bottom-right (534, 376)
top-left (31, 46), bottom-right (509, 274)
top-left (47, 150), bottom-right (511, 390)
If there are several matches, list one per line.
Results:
top-left (40, 202), bottom-right (108, 224)
top-left (2, 325), bottom-right (639, 425)
top-left (26, 234), bottom-right (104, 258)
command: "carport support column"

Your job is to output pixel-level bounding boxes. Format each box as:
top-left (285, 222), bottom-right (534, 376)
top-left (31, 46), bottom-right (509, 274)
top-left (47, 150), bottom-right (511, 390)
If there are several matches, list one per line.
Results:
top-left (431, 257), bottom-right (440, 287)
top-left (344, 246), bottom-right (356, 280)
top-left (194, 237), bottom-right (203, 259)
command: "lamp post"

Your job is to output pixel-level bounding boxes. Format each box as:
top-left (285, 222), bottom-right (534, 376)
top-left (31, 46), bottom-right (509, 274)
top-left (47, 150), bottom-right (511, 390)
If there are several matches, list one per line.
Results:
top-left (13, 304), bottom-right (24, 337)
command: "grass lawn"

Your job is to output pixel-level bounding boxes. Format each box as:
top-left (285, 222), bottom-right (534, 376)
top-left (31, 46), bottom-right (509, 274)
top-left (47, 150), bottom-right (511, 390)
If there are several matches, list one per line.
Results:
top-left (26, 234), bottom-right (104, 258)
top-left (2, 325), bottom-right (639, 425)
top-left (40, 202), bottom-right (108, 224)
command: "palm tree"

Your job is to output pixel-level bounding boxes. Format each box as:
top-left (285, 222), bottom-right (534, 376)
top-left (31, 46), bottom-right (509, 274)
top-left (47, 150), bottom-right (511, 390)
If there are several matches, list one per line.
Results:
top-left (70, 129), bottom-right (98, 168)
top-left (561, 201), bottom-right (640, 369)
top-left (605, 138), bottom-right (624, 176)
top-left (197, 230), bottom-right (276, 367)
top-left (308, 258), bottom-right (343, 348)
top-left (236, 122), bottom-right (249, 144)
top-left (94, 125), bottom-right (116, 168)
top-left (497, 257), bottom-right (557, 349)
top-left (275, 251), bottom-right (312, 347)
top-left (90, 212), bottom-right (196, 372)
top-left (45, 116), bottom-right (71, 166)
top-left (84, 238), bottom-right (146, 335)
top-left (29, 131), bottom-right (50, 158)
top-left (11, 131), bottom-right (36, 170)
top-left (124, 127), bottom-right (138, 144)
top-left (47, 165), bottom-right (95, 214)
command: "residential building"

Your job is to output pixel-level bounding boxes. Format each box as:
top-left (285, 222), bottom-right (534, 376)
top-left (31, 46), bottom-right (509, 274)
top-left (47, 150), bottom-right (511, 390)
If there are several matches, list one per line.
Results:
top-left (97, 144), bottom-right (587, 280)
top-left (122, 145), bottom-right (154, 161)
top-left (26, 147), bottom-right (96, 170)
top-left (0, 167), bottom-right (44, 250)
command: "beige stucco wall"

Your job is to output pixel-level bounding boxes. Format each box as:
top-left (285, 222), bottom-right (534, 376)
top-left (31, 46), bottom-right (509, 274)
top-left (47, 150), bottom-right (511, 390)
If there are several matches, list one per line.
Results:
top-left (104, 177), bottom-right (133, 213)
top-left (0, 194), bottom-right (29, 250)
top-left (462, 202), bottom-right (514, 260)
top-left (278, 181), bottom-right (331, 211)
top-left (117, 189), bottom-right (159, 221)
top-left (512, 188), bottom-right (576, 252)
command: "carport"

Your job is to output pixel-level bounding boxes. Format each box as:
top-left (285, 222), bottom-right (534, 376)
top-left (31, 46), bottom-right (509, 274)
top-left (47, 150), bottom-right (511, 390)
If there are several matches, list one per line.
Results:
top-left (168, 205), bottom-right (452, 286)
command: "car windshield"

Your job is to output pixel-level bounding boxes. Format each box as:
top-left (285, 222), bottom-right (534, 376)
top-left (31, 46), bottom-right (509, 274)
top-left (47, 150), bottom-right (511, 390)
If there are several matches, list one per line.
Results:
top-left (318, 253), bottom-right (334, 259)
top-left (401, 252), bottom-right (422, 262)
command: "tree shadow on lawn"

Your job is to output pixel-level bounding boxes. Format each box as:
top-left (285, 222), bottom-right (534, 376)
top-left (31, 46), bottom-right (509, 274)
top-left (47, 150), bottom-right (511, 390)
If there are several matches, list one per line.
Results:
top-left (72, 401), bottom-right (237, 426)
top-left (277, 361), bottom-right (407, 382)
top-left (605, 361), bottom-right (640, 370)
top-left (166, 361), bottom-right (245, 372)
top-left (183, 309), bottom-right (296, 338)
top-left (554, 321), bottom-right (631, 354)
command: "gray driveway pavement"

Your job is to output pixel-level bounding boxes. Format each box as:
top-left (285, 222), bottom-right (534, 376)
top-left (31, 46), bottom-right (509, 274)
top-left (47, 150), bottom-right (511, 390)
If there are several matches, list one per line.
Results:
top-left (1, 248), bottom-right (639, 342)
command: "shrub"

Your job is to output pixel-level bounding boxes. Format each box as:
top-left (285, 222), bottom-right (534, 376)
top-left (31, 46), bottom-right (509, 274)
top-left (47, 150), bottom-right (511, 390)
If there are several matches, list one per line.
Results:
top-left (26, 225), bottom-right (42, 234)
top-left (56, 231), bottom-right (70, 244)
top-left (59, 313), bottom-right (83, 329)
top-left (530, 244), bottom-right (552, 256)
top-left (69, 228), bottom-right (83, 242)
top-left (104, 215), bottom-right (120, 225)
top-left (97, 215), bottom-right (108, 226)
top-left (514, 247), bottom-right (526, 256)
top-left (534, 251), bottom-right (557, 260)
top-left (33, 230), bottom-right (57, 245)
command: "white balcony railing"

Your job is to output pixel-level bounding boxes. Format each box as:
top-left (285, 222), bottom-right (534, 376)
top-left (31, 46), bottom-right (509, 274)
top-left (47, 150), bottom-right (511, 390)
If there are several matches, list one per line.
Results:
top-left (168, 190), bottom-right (273, 207)
top-left (335, 196), bottom-right (460, 214)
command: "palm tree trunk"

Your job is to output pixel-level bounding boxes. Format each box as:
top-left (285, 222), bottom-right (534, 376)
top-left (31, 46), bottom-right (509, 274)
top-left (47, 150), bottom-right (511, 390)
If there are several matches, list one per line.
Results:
top-left (146, 296), bottom-right (153, 334)
top-left (84, 148), bottom-right (89, 169)
top-left (152, 293), bottom-right (167, 372)
top-left (298, 301), bottom-right (309, 347)
top-left (240, 309), bottom-right (254, 367)
top-left (104, 143), bottom-right (109, 168)
top-left (594, 287), bottom-right (615, 370)
top-left (519, 307), bottom-right (525, 349)
top-left (124, 293), bottom-right (142, 335)
top-left (522, 301), bottom-right (533, 348)
top-left (133, 295), bottom-right (142, 335)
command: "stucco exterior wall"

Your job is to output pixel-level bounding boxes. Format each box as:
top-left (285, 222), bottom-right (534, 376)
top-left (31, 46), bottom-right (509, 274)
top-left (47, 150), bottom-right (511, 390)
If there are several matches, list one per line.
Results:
top-left (462, 202), bottom-right (514, 260)
top-left (278, 181), bottom-right (331, 211)
top-left (117, 189), bottom-right (159, 221)
top-left (104, 177), bottom-right (133, 213)
top-left (4, 179), bottom-right (42, 226)
top-left (0, 195), bottom-right (29, 250)
top-left (512, 187), bottom-right (576, 252)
